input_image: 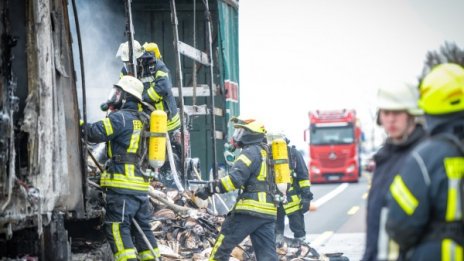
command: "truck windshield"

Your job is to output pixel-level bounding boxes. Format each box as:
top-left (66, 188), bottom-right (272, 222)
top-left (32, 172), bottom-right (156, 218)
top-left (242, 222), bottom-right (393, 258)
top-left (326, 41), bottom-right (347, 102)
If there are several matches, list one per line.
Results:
top-left (310, 126), bottom-right (354, 145)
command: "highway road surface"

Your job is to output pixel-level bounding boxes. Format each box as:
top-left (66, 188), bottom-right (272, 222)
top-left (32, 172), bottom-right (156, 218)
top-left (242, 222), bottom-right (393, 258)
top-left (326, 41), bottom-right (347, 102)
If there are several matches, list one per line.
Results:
top-left (283, 172), bottom-right (372, 260)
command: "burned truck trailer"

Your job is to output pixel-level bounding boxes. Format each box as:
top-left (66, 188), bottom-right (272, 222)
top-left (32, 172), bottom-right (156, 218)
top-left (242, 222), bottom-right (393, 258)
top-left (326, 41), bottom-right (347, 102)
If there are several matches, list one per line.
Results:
top-left (0, 0), bottom-right (239, 259)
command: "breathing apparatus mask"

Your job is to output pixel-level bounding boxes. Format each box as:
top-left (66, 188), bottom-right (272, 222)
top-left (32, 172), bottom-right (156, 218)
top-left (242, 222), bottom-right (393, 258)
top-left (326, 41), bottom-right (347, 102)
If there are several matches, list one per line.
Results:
top-left (100, 86), bottom-right (125, 112)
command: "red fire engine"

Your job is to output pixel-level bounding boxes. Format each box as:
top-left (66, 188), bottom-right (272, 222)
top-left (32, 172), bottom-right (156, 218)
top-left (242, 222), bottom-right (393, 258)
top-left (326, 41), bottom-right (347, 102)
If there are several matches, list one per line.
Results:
top-left (306, 110), bottom-right (362, 183)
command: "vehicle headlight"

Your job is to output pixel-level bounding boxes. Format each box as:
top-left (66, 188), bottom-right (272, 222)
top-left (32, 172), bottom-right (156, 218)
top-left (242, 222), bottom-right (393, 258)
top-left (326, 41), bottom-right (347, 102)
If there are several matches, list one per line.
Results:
top-left (346, 164), bottom-right (355, 173)
top-left (310, 165), bottom-right (320, 174)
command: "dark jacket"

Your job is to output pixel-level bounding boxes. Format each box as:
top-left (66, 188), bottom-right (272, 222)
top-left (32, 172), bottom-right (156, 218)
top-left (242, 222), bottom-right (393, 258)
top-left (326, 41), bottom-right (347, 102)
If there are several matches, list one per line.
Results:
top-left (282, 145), bottom-right (313, 215)
top-left (362, 125), bottom-right (426, 261)
top-left (386, 119), bottom-right (464, 260)
top-left (84, 101), bottom-right (150, 195)
top-left (215, 143), bottom-right (277, 219)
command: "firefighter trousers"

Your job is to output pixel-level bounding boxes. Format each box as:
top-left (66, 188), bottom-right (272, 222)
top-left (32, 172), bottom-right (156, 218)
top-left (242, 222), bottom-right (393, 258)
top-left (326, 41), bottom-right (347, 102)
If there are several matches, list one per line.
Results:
top-left (104, 192), bottom-right (160, 261)
top-left (209, 213), bottom-right (278, 261)
top-left (276, 205), bottom-right (306, 239)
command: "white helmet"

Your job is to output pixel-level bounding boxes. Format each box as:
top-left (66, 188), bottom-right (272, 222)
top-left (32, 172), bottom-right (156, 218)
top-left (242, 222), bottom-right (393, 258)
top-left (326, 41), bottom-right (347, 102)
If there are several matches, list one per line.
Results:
top-left (116, 40), bottom-right (144, 62)
top-left (114, 76), bottom-right (143, 102)
top-left (376, 80), bottom-right (423, 116)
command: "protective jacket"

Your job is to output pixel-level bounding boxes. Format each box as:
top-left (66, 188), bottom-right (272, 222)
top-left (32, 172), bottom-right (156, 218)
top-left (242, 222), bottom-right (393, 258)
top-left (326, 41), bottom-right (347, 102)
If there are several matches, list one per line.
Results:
top-left (282, 145), bottom-right (312, 215)
top-left (386, 119), bottom-right (464, 260)
top-left (362, 125), bottom-right (426, 261)
top-left (84, 101), bottom-right (150, 195)
top-left (121, 54), bottom-right (180, 132)
top-left (214, 143), bottom-right (277, 219)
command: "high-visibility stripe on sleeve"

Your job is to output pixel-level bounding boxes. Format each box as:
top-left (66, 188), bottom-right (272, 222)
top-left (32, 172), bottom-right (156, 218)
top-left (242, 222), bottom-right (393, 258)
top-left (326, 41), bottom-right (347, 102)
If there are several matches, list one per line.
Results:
top-left (139, 248), bottom-right (161, 260)
top-left (299, 180), bottom-right (311, 188)
top-left (147, 85), bottom-right (162, 102)
top-left (236, 154), bottom-right (252, 166)
top-left (103, 118), bottom-right (114, 136)
top-left (390, 175), bottom-right (419, 216)
top-left (444, 158), bottom-right (464, 221)
top-left (209, 234), bottom-right (225, 261)
top-left (220, 176), bottom-right (236, 192)
top-left (155, 70), bottom-right (169, 79)
top-left (167, 113), bottom-right (181, 131)
top-left (442, 238), bottom-right (463, 261)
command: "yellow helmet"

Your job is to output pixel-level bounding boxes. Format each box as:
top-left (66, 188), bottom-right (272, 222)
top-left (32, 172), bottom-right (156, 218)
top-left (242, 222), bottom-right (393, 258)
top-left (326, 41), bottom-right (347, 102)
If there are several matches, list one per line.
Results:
top-left (230, 117), bottom-right (266, 134)
top-left (419, 63), bottom-right (464, 115)
top-left (143, 42), bottom-right (162, 60)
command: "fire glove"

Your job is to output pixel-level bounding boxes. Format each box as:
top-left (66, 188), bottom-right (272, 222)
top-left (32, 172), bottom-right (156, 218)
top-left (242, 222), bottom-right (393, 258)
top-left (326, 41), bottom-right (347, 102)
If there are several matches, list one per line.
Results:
top-left (301, 199), bottom-right (311, 213)
top-left (195, 186), bottom-right (212, 200)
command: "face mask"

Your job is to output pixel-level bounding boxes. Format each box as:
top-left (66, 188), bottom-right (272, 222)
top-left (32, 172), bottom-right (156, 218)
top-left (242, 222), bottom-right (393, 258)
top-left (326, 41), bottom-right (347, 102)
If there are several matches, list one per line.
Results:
top-left (100, 87), bottom-right (123, 111)
top-left (232, 128), bottom-right (245, 146)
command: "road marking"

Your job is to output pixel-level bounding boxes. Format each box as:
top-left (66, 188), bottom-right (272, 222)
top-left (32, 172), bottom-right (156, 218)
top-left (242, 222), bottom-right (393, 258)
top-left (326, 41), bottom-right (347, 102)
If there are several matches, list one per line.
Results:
top-left (347, 206), bottom-right (360, 215)
top-left (362, 192), bottom-right (368, 199)
top-left (312, 231), bottom-right (334, 247)
top-left (311, 183), bottom-right (349, 209)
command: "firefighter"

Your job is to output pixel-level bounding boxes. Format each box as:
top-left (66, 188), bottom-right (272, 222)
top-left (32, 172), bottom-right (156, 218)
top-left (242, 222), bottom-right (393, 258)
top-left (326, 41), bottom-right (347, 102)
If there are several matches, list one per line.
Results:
top-left (116, 40), bottom-right (182, 187)
top-left (275, 136), bottom-right (313, 246)
top-left (116, 40), bottom-right (180, 133)
top-left (386, 58), bottom-right (464, 260)
top-left (195, 117), bottom-right (278, 261)
top-left (82, 76), bottom-right (160, 261)
top-left (362, 81), bottom-right (426, 261)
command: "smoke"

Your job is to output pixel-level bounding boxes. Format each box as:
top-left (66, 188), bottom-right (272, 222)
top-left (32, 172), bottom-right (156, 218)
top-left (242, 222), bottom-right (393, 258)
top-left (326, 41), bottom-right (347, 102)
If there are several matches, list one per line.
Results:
top-left (69, 0), bottom-right (126, 122)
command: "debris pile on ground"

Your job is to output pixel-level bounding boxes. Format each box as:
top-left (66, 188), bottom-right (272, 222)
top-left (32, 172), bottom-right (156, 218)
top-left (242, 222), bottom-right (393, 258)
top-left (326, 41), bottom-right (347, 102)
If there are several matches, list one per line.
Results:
top-left (148, 182), bottom-right (348, 261)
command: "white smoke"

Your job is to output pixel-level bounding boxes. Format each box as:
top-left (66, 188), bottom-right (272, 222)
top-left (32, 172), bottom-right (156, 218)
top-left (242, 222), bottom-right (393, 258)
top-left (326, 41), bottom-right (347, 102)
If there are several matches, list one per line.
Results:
top-left (69, 0), bottom-right (126, 122)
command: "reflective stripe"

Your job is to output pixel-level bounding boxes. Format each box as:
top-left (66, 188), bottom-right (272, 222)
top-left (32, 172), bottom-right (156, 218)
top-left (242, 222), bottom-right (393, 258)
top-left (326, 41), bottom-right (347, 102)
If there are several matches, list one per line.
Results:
top-left (139, 248), bottom-right (161, 260)
top-left (257, 149), bottom-right (267, 181)
top-left (390, 175), bottom-right (419, 216)
top-left (299, 180), bottom-right (311, 188)
top-left (114, 248), bottom-right (137, 261)
top-left (147, 84), bottom-right (162, 102)
top-left (444, 158), bottom-right (464, 221)
top-left (220, 176), bottom-right (236, 192)
top-left (284, 195), bottom-right (301, 214)
top-left (210, 234), bottom-right (225, 261)
top-left (258, 192), bottom-right (267, 202)
top-left (236, 154), bottom-right (252, 166)
top-left (140, 76), bottom-right (155, 83)
top-left (112, 223), bottom-right (124, 252)
top-left (167, 113), bottom-right (181, 131)
top-left (127, 120), bottom-right (142, 154)
top-left (125, 164), bottom-right (135, 177)
top-left (103, 118), bottom-right (114, 136)
top-left (108, 141), bottom-right (113, 158)
top-left (442, 238), bottom-right (463, 261)
top-left (235, 198), bottom-right (277, 216)
top-left (101, 172), bottom-right (150, 192)
top-left (155, 70), bottom-right (168, 78)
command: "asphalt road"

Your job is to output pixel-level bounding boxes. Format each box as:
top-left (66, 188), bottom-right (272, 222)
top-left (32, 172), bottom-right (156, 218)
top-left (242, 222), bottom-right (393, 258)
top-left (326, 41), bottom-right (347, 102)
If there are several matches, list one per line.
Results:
top-left (283, 172), bottom-right (372, 260)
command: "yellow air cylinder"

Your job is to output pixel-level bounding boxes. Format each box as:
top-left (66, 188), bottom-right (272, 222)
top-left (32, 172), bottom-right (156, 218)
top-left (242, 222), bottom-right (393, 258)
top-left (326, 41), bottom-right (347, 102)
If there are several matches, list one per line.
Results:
top-left (272, 138), bottom-right (291, 196)
top-left (149, 110), bottom-right (167, 169)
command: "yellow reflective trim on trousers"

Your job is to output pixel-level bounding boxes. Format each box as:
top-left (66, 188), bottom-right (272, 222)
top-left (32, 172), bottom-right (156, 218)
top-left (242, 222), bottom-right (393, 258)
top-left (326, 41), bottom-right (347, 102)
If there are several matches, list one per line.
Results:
top-left (101, 172), bottom-right (150, 191)
top-left (112, 223), bottom-right (124, 252)
top-left (390, 175), bottom-right (418, 216)
top-left (442, 238), bottom-right (463, 261)
top-left (236, 154), bottom-right (252, 166)
top-left (147, 85), bottom-right (162, 102)
top-left (220, 176), bottom-right (236, 192)
top-left (114, 248), bottom-right (137, 261)
top-left (299, 180), bottom-right (311, 188)
top-left (139, 248), bottom-right (161, 260)
top-left (257, 150), bottom-right (267, 181)
top-left (167, 113), bottom-right (180, 131)
top-left (155, 70), bottom-right (169, 78)
top-left (444, 158), bottom-right (464, 221)
top-left (103, 118), bottom-right (114, 136)
top-left (209, 234), bottom-right (225, 261)
top-left (125, 164), bottom-right (135, 177)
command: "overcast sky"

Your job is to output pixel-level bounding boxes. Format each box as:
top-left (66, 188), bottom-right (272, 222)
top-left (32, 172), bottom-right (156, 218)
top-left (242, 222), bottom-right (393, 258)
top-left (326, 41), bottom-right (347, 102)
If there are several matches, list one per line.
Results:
top-left (238, 0), bottom-right (464, 151)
